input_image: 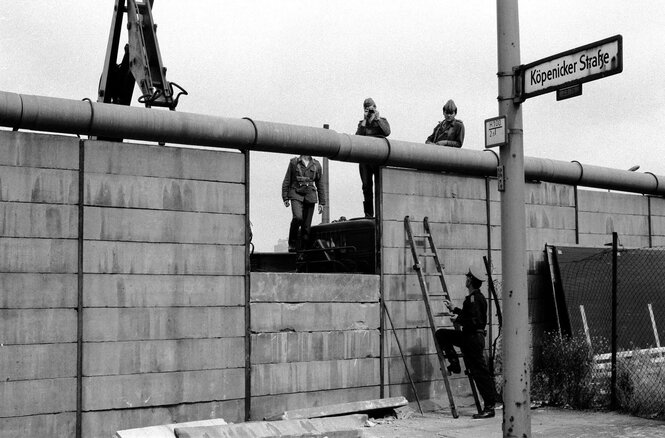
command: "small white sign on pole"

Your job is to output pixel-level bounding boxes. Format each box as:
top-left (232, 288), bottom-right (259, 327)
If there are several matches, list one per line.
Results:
top-left (485, 116), bottom-right (507, 148)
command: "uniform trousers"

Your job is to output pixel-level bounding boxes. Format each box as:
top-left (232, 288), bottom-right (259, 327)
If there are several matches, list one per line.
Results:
top-left (288, 199), bottom-right (315, 249)
top-left (435, 328), bottom-right (496, 407)
top-left (359, 163), bottom-right (379, 217)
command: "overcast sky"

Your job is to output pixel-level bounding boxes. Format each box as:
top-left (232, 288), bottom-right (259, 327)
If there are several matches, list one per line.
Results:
top-left (1, 1), bottom-right (664, 251)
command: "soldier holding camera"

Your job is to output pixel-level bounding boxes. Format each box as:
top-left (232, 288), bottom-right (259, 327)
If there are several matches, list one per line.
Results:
top-left (355, 97), bottom-right (390, 218)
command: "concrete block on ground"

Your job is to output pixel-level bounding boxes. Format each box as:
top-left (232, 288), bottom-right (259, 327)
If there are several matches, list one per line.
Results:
top-left (266, 396), bottom-right (408, 420)
top-left (174, 414), bottom-right (368, 438)
top-left (115, 418), bottom-right (228, 438)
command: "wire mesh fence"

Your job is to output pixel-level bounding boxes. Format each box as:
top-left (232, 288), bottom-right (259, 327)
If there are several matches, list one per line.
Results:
top-left (542, 238), bottom-right (665, 419)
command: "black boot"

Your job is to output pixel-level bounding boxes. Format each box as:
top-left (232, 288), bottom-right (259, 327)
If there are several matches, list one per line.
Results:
top-left (472, 405), bottom-right (495, 419)
top-left (446, 360), bottom-right (461, 375)
top-left (363, 201), bottom-right (374, 218)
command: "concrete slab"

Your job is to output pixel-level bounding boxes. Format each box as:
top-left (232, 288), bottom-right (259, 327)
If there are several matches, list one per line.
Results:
top-left (114, 418), bottom-right (228, 438)
top-left (174, 414), bottom-right (368, 438)
top-left (266, 396), bottom-right (408, 421)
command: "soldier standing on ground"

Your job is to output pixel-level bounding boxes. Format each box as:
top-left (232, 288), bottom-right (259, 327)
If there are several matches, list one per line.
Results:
top-left (436, 268), bottom-right (496, 419)
top-left (355, 97), bottom-right (390, 218)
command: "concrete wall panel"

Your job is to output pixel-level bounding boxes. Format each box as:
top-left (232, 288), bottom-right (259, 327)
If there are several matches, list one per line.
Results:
top-left (0, 202), bottom-right (78, 238)
top-left (0, 412), bottom-right (76, 438)
top-left (578, 211), bottom-right (649, 235)
top-left (251, 302), bottom-right (379, 333)
top-left (382, 194), bottom-right (488, 223)
top-left (82, 369), bottom-right (245, 411)
top-left (251, 272), bottom-right (379, 302)
top-left (251, 358), bottom-right (379, 396)
top-left (83, 307), bottom-right (245, 341)
top-left (0, 165), bottom-right (78, 203)
top-left (84, 338), bottom-right (245, 375)
top-left (82, 241), bottom-right (244, 275)
top-left (84, 173), bottom-right (244, 214)
top-left (251, 331), bottom-right (379, 364)
top-left (83, 207), bottom-right (244, 244)
top-left (83, 274), bottom-right (244, 307)
top-left (382, 168), bottom-right (487, 199)
top-left (0, 273), bottom-right (76, 308)
top-left (578, 190), bottom-right (648, 214)
top-left (0, 131), bottom-right (78, 169)
top-left (0, 309), bottom-right (77, 344)
top-left (85, 141), bottom-right (244, 182)
top-left (0, 344), bottom-right (76, 381)
top-left (0, 238), bottom-right (77, 272)
top-left (0, 378), bottom-right (76, 417)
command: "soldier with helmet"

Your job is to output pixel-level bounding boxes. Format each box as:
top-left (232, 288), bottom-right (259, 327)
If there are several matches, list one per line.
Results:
top-left (426, 99), bottom-right (465, 148)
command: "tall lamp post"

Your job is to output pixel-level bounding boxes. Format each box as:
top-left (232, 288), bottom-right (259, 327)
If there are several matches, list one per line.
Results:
top-left (496, 1), bottom-right (531, 436)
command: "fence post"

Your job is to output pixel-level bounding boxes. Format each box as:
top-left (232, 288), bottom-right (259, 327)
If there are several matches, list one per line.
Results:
top-left (611, 231), bottom-right (618, 410)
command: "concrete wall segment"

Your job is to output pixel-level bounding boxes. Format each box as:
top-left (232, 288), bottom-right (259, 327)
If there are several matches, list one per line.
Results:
top-left (251, 302), bottom-right (379, 333)
top-left (0, 272), bottom-right (77, 308)
top-left (0, 165), bottom-right (78, 204)
top-left (251, 331), bottom-right (379, 364)
top-left (83, 307), bottom-right (245, 342)
top-left (84, 274), bottom-right (244, 307)
top-left (84, 338), bottom-right (245, 376)
top-left (0, 130), bottom-right (79, 169)
top-left (251, 272), bottom-right (379, 303)
top-left (85, 140), bottom-right (244, 183)
top-left (82, 369), bottom-right (245, 411)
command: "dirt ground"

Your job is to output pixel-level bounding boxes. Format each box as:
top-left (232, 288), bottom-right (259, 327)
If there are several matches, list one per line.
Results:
top-left (361, 405), bottom-right (665, 438)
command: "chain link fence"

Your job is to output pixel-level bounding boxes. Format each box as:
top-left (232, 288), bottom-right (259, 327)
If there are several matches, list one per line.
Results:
top-left (539, 238), bottom-right (665, 419)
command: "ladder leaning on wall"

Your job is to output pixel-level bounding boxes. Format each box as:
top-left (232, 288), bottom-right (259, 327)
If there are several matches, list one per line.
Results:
top-left (404, 215), bottom-right (481, 418)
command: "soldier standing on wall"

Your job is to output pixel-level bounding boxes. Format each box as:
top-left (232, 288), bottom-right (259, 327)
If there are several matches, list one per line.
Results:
top-left (436, 268), bottom-right (496, 419)
top-left (355, 97), bottom-right (390, 218)
top-left (426, 99), bottom-right (465, 147)
top-left (282, 155), bottom-right (326, 252)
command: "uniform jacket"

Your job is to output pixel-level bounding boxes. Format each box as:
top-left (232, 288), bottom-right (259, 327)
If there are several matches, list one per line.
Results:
top-left (282, 156), bottom-right (326, 205)
top-left (426, 118), bottom-right (465, 147)
top-left (356, 117), bottom-right (391, 138)
top-left (451, 288), bottom-right (487, 333)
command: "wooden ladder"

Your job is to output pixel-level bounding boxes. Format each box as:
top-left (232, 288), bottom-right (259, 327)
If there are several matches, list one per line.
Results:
top-left (404, 215), bottom-right (481, 418)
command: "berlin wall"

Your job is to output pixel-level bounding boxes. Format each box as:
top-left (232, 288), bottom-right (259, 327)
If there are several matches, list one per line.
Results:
top-left (1, 130), bottom-right (664, 436)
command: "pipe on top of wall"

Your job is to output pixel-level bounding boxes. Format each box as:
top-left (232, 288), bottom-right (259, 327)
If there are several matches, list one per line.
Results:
top-left (1, 90), bottom-right (663, 196)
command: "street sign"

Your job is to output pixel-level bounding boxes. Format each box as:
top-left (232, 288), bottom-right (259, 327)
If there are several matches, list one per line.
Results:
top-left (517, 35), bottom-right (622, 102)
top-left (485, 116), bottom-right (507, 148)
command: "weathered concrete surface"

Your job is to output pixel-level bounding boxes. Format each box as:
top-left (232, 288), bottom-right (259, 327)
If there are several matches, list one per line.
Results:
top-left (115, 418), bottom-right (228, 438)
top-left (175, 414), bottom-right (369, 438)
top-left (361, 406), bottom-right (665, 438)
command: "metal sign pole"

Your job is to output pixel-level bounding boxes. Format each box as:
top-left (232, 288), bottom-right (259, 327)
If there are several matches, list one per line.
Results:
top-left (496, 1), bottom-right (531, 436)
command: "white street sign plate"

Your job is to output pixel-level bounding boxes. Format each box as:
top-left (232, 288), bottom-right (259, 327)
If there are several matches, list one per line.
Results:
top-left (518, 35), bottom-right (622, 101)
top-left (485, 116), bottom-right (507, 148)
